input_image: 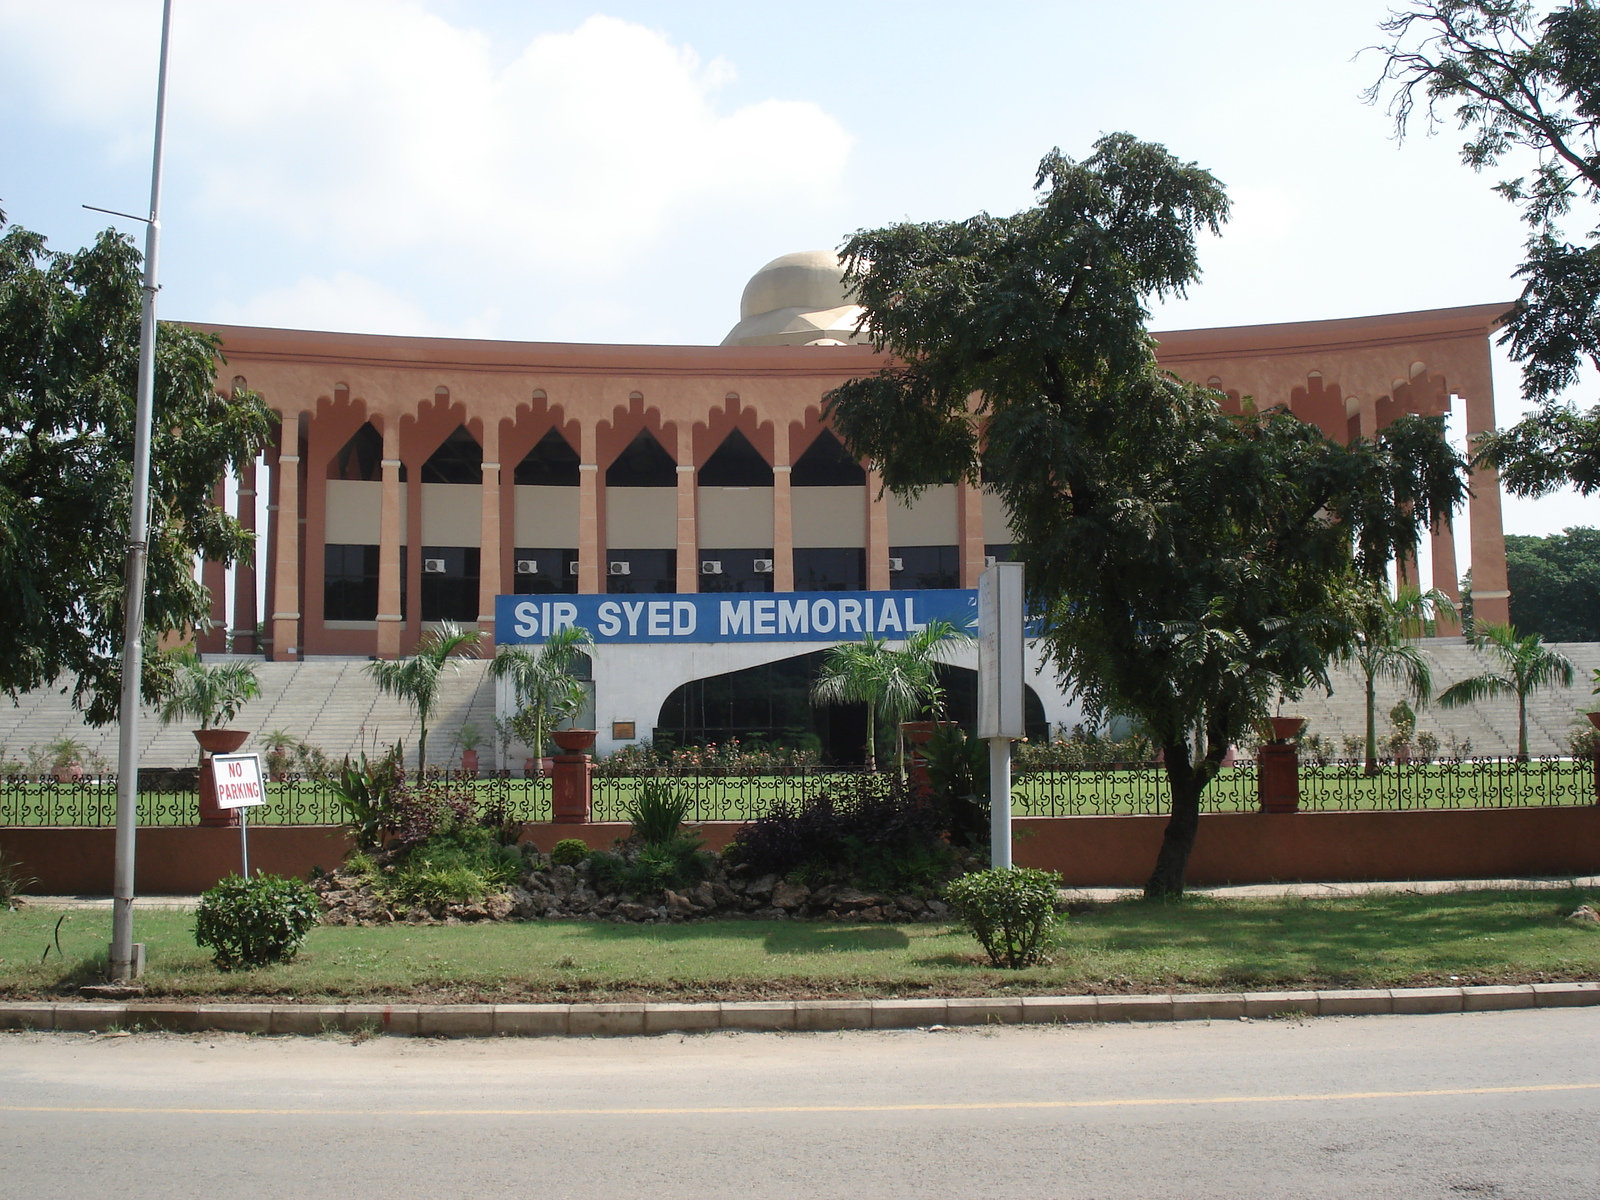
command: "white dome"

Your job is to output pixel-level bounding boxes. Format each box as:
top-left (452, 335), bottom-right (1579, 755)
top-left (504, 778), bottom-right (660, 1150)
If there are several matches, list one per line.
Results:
top-left (722, 250), bottom-right (871, 348)
top-left (738, 251), bottom-right (853, 320)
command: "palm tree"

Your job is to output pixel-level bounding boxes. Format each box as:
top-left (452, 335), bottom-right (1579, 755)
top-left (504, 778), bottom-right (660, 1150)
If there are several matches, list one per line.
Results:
top-left (1438, 623), bottom-right (1575, 760)
top-left (158, 649), bottom-right (262, 767)
top-left (364, 621), bottom-right (482, 769)
top-left (488, 625), bottom-right (594, 773)
top-left (1340, 585), bottom-right (1455, 774)
top-left (810, 619), bottom-right (971, 772)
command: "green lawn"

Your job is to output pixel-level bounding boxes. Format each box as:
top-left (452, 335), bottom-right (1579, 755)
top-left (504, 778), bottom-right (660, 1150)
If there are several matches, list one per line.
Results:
top-left (2, 889), bottom-right (1595, 1003)
top-left (2, 759), bottom-right (1591, 826)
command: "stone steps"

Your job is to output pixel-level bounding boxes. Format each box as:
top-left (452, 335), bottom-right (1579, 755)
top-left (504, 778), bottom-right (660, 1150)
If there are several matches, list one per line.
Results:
top-left (0, 661), bottom-right (497, 772)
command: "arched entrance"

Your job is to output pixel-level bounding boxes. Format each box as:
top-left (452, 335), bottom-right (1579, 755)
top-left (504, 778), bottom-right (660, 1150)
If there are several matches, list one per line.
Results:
top-left (653, 651), bottom-right (1048, 764)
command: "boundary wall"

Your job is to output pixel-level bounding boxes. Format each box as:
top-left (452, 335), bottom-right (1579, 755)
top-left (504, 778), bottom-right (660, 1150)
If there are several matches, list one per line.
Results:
top-left (5, 808), bottom-right (1597, 895)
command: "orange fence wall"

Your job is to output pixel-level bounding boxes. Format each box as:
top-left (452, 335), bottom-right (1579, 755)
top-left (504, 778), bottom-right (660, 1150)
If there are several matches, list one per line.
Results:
top-left (5, 808), bottom-right (1597, 895)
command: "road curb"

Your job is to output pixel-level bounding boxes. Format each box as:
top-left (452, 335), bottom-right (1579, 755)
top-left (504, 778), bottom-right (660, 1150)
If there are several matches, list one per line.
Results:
top-left (1, 983), bottom-right (1596, 1037)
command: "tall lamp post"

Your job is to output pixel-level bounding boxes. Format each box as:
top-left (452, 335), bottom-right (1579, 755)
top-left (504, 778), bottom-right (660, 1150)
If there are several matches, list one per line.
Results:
top-left (106, 0), bottom-right (174, 983)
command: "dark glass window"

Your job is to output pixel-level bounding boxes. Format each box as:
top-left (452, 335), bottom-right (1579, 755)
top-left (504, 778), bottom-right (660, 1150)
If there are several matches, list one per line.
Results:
top-left (515, 428), bottom-right (580, 486)
top-left (324, 544), bottom-right (378, 620)
top-left (792, 429), bottom-right (866, 487)
top-left (606, 429), bottom-right (676, 487)
top-left (605, 549), bottom-right (676, 594)
top-left (420, 546), bottom-right (480, 621)
top-left (699, 429), bottom-right (773, 487)
top-left (331, 422), bottom-right (391, 481)
top-left (985, 543), bottom-right (1016, 563)
top-left (891, 545), bottom-right (960, 590)
top-left (793, 548), bottom-right (865, 591)
top-left (512, 547), bottom-right (579, 595)
top-left (653, 655), bottom-right (1047, 765)
top-left (698, 550), bottom-right (775, 593)
top-left (421, 426), bottom-right (482, 484)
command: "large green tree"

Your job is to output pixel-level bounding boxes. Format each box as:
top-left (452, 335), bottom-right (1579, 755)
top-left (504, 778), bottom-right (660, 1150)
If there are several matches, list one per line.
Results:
top-left (0, 215), bottom-right (271, 723)
top-left (1368, 0), bottom-right (1600, 496)
top-left (824, 135), bottom-right (1466, 896)
top-left (1505, 526), bottom-right (1600, 640)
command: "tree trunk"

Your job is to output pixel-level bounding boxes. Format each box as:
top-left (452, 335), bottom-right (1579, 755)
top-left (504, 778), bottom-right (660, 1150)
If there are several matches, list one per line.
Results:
top-left (1517, 695), bottom-right (1528, 762)
top-left (1364, 670), bottom-right (1378, 775)
top-left (1146, 742), bottom-right (1204, 899)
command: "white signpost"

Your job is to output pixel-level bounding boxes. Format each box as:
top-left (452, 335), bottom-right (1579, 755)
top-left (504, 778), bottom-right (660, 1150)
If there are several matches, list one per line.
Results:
top-left (976, 561), bottom-right (1025, 869)
top-left (211, 753), bottom-right (266, 877)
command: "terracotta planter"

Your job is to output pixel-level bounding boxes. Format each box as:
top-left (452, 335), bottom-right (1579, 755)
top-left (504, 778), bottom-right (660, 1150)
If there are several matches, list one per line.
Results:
top-left (194, 729), bottom-right (249, 828)
top-left (460, 749), bottom-right (479, 777)
top-left (900, 721), bottom-right (953, 748)
top-left (1586, 711), bottom-right (1600, 732)
top-left (552, 729), bottom-right (597, 753)
top-left (1267, 716), bottom-right (1306, 743)
top-left (53, 763), bottom-right (85, 784)
top-left (193, 728), bottom-right (249, 755)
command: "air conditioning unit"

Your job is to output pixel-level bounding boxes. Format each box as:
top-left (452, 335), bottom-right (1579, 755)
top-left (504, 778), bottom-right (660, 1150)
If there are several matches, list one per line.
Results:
top-left (984, 555), bottom-right (997, 568)
top-left (700, 560), bottom-right (723, 575)
top-left (567, 560), bottom-right (580, 575)
top-left (752, 558), bottom-right (774, 574)
top-left (515, 559), bottom-right (538, 575)
top-left (888, 557), bottom-right (904, 572)
top-left (423, 558), bottom-right (446, 574)
top-left (608, 561), bottom-right (631, 576)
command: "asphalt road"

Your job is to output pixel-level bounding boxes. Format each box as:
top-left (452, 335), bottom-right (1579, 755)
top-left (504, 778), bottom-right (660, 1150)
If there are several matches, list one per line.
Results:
top-left (1, 1010), bottom-right (1596, 1200)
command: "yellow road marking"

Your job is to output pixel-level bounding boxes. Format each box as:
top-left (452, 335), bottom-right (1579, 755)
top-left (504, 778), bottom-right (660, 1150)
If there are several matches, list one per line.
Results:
top-left (3, 1082), bottom-right (1597, 1118)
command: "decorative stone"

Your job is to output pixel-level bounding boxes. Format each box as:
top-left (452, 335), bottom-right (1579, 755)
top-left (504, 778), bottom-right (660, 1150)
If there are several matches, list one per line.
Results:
top-left (771, 880), bottom-right (810, 910)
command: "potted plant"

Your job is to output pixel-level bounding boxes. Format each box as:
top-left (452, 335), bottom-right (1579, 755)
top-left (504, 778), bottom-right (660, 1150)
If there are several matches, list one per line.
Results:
top-left (457, 722), bottom-right (483, 778)
top-left (551, 728), bottom-right (597, 754)
top-left (157, 650), bottom-right (261, 826)
top-left (489, 626), bottom-right (593, 779)
top-left (47, 736), bottom-right (87, 784)
top-left (262, 730), bottom-right (299, 782)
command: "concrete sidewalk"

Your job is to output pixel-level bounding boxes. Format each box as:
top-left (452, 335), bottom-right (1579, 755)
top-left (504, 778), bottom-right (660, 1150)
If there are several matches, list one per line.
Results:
top-left (16, 875), bottom-right (1600, 912)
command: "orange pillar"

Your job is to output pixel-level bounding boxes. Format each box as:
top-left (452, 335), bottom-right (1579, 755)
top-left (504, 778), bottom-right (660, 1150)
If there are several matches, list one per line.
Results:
top-left (478, 421), bottom-right (502, 648)
top-left (232, 459), bottom-right (258, 654)
top-left (957, 479), bottom-right (986, 587)
top-left (866, 467), bottom-right (891, 591)
top-left (376, 422), bottom-right (403, 659)
top-left (675, 459), bottom-right (698, 593)
top-left (270, 423), bottom-right (302, 661)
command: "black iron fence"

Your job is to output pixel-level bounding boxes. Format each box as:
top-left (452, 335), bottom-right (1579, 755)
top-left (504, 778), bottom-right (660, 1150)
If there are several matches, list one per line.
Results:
top-left (0, 755), bottom-right (1592, 828)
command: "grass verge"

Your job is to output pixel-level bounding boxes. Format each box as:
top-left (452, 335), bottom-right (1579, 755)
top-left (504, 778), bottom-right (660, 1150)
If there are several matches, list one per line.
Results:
top-left (1, 888), bottom-right (1595, 1005)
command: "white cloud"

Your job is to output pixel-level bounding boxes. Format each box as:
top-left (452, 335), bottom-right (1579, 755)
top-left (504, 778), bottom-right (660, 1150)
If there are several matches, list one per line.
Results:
top-left (0, 4), bottom-right (853, 275)
top-left (210, 271), bottom-right (496, 338)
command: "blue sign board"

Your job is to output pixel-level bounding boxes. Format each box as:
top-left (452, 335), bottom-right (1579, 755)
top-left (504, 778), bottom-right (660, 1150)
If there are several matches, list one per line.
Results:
top-left (496, 590), bottom-right (978, 645)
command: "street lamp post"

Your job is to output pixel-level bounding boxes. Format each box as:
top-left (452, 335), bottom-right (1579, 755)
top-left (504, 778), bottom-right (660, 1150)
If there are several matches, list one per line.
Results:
top-left (109, 0), bottom-right (174, 983)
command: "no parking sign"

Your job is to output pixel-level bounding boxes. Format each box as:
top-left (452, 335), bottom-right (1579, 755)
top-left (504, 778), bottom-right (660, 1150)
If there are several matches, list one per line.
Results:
top-left (212, 753), bottom-right (265, 877)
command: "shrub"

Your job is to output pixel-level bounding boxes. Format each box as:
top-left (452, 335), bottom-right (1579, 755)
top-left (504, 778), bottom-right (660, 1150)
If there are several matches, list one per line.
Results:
top-left (550, 838), bottom-right (591, 867)
top-left (193, 873), bottom-right (320, 970)
top-left (388, 778), bottom-right (476, 846)
top-left (626, 776), bottom-right (692, 844)
top-left (330, 744), bottom-right (404, 850)
top-left (730, 775), bottom-right (951, 892)
top-left (921, 723), bottom-right (988, 848)
top-left (945, 867), bottom-right (1061, 969)
top-left (389, 825), bottom-right (521, 906)
top-left (0, 842), bottom-right (36, 907)
top-left (588, 833), bottom-right (710, 895)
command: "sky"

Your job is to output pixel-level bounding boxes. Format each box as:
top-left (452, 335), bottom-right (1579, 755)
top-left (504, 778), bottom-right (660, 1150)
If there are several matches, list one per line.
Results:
top-left (0, 0), bottom-right (1593, 544)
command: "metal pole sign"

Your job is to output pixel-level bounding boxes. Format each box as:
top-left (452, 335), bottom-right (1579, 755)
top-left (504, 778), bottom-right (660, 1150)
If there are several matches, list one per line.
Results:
top-left (211, 753), bottom-right (266, 878)
top-left (977, 561), bottom-right (1025, 869)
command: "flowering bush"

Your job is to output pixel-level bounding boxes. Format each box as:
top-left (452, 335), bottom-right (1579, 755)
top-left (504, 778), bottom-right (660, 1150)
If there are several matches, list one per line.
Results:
top-left (596, 737), bottom-right (821, 776)
top-left (1012, 725), bottom-right (1155, 769)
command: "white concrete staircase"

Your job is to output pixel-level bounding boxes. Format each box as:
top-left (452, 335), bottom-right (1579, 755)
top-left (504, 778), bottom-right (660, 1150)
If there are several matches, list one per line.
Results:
top-left (0, 661), bottom-right (498, 772)
top-left (1296, 641), bottom-right (1600, 758)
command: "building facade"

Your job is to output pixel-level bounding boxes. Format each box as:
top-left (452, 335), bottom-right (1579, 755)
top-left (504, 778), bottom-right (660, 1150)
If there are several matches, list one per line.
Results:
top-left (193, 252), bottom-right (1513, 757)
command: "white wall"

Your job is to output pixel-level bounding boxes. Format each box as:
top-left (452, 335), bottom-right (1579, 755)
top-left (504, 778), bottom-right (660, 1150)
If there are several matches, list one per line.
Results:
top-left (887, 485), bottom-right (958, 546)
top-left (421, 483), bottom-right (481, 546)
top-left (792, 486), bottom-right (865, 547)
top-left (606, 486), bottom-right (677, 549)
top-left (324, 479), bottom-right (385, 544)
top-left (698, 486), bottom-right (774, 548)
top-left (494, 637), bottom-right (1083, 759)
top-left (513, 485), bottom-right (579, 545)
